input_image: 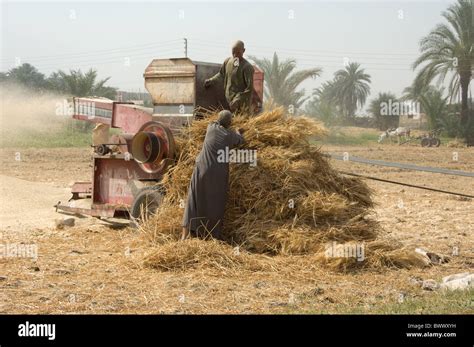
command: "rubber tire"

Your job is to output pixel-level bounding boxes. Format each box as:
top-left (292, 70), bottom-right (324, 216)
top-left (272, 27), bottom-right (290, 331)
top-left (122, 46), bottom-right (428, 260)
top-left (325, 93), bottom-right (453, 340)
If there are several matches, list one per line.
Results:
top-left (430, 138), bottom-right (441, 147)
top-left (421, 138), bottom-right (431, 147)
top-left (130, 186), bottom-right (163, 227)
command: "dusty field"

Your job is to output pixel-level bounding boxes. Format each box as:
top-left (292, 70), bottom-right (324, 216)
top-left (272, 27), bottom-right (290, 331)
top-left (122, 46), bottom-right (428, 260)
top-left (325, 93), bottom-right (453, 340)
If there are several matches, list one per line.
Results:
top-left (0, 145), bottom-right (473, 314)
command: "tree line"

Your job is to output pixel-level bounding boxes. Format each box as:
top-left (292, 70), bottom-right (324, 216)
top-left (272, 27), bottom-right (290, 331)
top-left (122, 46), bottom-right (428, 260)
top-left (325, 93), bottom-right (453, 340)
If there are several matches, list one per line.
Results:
top-left (252, 0), bottom-right (473, 144)
top-left (1, 0), bottom-right (472, 143)
top-left (0, 63), bottom-right (117, 99)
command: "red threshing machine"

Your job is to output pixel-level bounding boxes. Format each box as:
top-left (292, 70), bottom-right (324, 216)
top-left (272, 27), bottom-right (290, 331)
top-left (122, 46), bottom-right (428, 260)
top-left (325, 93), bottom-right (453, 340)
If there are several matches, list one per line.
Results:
top-left (55, 58), bottom-right (264, 222)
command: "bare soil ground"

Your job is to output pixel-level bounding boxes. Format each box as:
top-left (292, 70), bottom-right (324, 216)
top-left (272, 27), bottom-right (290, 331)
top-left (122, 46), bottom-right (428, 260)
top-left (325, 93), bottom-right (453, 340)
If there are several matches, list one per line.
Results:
top-left (0, 145), bottom-right (473, 314)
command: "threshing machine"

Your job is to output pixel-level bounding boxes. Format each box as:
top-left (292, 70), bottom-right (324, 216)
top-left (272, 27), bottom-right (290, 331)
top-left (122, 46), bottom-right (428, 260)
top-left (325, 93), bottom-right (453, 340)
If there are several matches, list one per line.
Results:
top-left (55, 58), bottom-right (264, 222)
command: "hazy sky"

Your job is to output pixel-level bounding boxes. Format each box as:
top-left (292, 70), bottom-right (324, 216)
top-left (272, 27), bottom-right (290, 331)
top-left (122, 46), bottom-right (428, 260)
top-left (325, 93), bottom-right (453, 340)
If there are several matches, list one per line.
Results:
top-left (0, 0), bottom-right (456, 110)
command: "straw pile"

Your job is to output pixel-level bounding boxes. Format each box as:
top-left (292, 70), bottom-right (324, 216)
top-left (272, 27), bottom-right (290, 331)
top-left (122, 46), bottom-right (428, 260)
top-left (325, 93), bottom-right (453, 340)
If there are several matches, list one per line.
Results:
top-left (314, 240), bottom-right (431, 272)
top-left (143, 239), bottom-right (269, 272)
top-left (142, 107), bottom-right (428, 271)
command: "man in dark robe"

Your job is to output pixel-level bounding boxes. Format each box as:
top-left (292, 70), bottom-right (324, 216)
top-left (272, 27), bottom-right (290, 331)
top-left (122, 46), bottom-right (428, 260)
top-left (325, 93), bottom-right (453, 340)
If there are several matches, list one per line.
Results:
top-left (204, 40), bottom-right (254, 114)
top-left (181, 110), bottom-right (244, 240)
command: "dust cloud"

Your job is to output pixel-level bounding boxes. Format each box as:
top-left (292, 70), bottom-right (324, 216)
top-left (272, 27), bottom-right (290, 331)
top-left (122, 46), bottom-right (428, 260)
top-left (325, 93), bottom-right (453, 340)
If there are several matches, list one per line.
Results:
top-left (0, 84), bottom-right (68, 136)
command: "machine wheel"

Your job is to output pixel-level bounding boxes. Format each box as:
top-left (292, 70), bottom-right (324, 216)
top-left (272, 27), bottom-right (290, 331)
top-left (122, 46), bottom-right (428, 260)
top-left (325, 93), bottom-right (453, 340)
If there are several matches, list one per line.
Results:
top-left (421, 138), bottom-right (431, 147)
top-left (430, 138), bottom-right (441, 147)
top-left (130, 186), bottom-right (163, 227)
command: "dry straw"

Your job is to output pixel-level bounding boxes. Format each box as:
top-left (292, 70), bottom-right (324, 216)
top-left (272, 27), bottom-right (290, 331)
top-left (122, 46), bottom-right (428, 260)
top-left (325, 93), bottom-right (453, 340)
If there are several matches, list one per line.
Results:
top-left (141, 107), bottom-right (428, 272)
top-left (143, 239), bottom-right (270, 272)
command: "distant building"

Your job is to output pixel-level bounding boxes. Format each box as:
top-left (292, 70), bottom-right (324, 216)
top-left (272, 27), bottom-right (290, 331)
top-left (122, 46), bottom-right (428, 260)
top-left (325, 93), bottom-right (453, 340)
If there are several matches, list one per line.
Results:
top-left (399, 112), bottom-right (428, 129)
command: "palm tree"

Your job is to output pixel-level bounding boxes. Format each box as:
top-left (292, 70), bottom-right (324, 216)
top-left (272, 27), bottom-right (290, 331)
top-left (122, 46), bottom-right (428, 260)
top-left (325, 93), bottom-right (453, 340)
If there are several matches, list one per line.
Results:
top-left (401, 79), bottom-right (431, 103)
top-left (305, 81), bottom-right (340, 124)
top-left (51, 69), bottom-right (117, 99)
top-left (46, 71), bottom-right (68, 92)
top-left (315, 80), bottom-right (338, 104)
top-left (402, 83), bottom-right (462, 135)
top-left (249, 53), bottom-right (321, 110)
top-left (419, 87), bottom-right (449, 131)
top-left (413, 0), bottom-right (473, 142)
top-left (4, 63), bottom-right (48, 90)
top-left (368, 92), bottom-right (398, 130)
top-left (331, 62), bottom-right (371, 119)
